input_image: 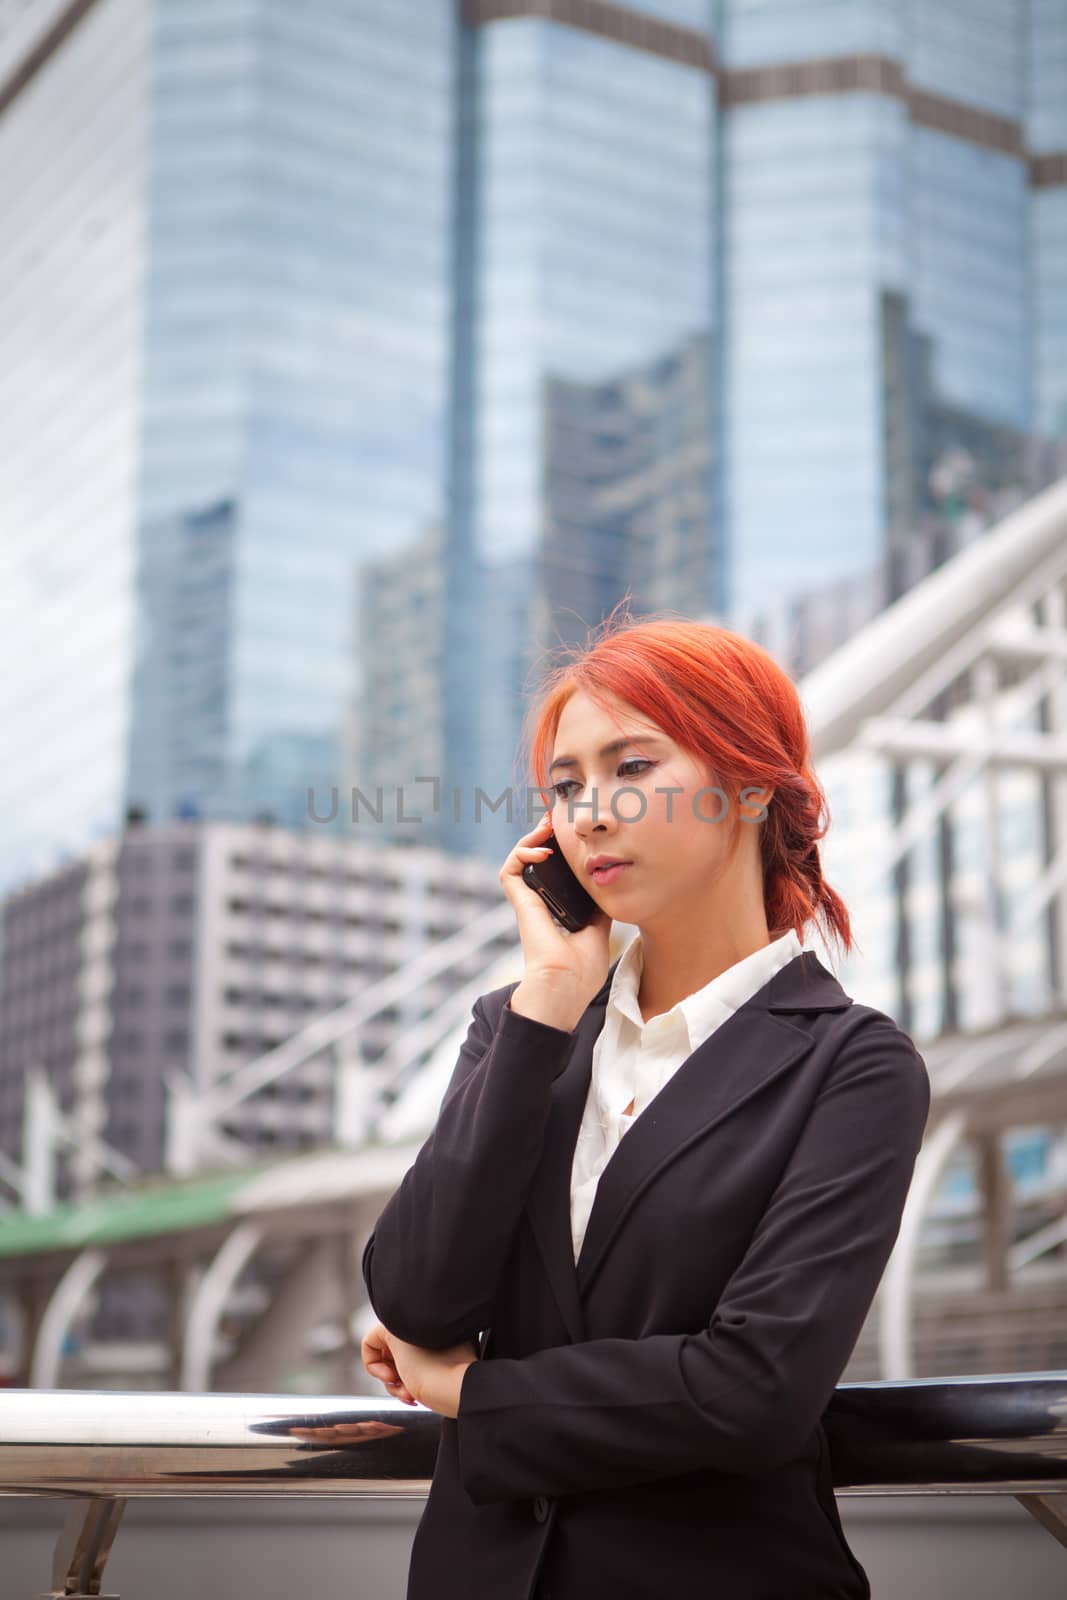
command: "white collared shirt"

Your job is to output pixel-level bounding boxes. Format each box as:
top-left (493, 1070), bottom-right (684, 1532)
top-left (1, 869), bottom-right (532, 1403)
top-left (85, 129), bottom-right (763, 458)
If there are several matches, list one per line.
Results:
top-left (569, 927), bottom-right (804, 1265)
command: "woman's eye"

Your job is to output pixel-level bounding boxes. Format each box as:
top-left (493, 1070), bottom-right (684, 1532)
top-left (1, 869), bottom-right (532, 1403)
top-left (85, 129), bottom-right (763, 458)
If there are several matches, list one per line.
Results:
top-left (551, 758), bottom-right (653, 801)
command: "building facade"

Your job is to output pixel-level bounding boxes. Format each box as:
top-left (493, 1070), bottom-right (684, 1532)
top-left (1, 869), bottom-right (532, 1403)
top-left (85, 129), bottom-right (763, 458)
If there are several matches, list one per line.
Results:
top-left (0, 818), bottom-right (504, 1208)
top-left (1, 0), bottom-right (1065, 883)
top-left (0, 0), bottom-right (151, 892)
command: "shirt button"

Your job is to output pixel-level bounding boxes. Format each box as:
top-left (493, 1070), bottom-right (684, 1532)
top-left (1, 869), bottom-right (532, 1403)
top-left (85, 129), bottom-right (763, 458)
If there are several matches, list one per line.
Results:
top-left (533, 1494), bottom-right (551, 1522)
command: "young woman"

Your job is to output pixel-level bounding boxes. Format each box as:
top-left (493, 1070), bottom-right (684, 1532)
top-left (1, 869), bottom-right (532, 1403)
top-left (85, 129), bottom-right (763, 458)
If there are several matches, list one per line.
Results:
top-left (361, 614), bottom-right (930, 1600)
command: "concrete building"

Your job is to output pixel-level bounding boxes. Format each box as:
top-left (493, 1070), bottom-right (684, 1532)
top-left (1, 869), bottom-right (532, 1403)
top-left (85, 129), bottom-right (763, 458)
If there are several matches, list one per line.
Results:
top-left (0, 816), bottom-right (505, 1214)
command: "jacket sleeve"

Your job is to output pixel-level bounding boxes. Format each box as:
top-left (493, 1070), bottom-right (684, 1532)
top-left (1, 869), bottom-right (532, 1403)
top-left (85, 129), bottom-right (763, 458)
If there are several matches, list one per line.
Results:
top-left (454, 1015), bottom-right (931, 1504)
top-left (361, 984), bottom-right (578, 1349)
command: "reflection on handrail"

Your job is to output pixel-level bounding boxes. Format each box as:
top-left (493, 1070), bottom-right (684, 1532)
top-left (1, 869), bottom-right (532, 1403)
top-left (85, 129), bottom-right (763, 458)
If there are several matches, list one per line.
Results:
top-left (1, 1374), bottom-right (1066, 1598)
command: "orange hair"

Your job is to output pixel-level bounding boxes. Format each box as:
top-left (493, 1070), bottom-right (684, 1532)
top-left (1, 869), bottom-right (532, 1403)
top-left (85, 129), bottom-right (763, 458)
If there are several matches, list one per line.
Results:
top-left (517, 603), bottom-right (854, 960)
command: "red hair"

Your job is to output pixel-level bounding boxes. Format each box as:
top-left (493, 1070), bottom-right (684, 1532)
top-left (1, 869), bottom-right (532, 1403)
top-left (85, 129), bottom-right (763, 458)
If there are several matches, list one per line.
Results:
top-left (517, 604), bottom-right (854, 960)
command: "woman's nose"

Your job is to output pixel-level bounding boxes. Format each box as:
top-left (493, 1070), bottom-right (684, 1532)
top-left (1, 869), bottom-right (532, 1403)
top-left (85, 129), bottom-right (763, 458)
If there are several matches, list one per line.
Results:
top-left (572, 791), bottom-right (624, 833)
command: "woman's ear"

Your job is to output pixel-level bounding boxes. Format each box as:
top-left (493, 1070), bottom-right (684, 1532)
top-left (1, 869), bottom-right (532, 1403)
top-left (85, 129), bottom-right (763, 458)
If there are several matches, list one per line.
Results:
top-left (739, 786), bottom-right (774, 822)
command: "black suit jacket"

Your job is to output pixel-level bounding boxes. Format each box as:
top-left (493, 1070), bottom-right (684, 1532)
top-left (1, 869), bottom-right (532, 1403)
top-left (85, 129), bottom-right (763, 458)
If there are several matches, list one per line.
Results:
top-left (362, 950), bottom-right (931, 1600)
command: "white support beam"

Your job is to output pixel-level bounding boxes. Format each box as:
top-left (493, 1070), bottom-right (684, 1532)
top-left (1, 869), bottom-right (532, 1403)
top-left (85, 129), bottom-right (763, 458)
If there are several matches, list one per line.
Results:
top-left (861, 654), bottom-right (1067, 886)
top-left (859, 718), bottom-right (1067, 770)
top-left (22, 1068), bottom-right (57, 1216)
top-left (180, 1222), bottom-right (264, 1392)
top-left (879, 1110), bottom-right (968, 1379)
top-left (15, 1069), bottom-right (140, 1209)
top-left (804, 475), bottom-right (1067, 760)
top-left (357, 963), bottom-right (524, 1139)
top-left (0, 1146), bottom-right (26, 1200)
top-left (986, 619), bottom-right (1067, 664)
top-left (1009, 1212), bottom-right (1067, 1270)
top-left (1005, 840), bottom-right (1067, 941)
top-left (30, 1248), bottom-right (107, 1389)
top-left (190, 902), bottom-right (515, 1124)
top-left (974, 657), bottom-right (1009, 1020)
top-left (1042, 583), bottom-right (1067, 1005)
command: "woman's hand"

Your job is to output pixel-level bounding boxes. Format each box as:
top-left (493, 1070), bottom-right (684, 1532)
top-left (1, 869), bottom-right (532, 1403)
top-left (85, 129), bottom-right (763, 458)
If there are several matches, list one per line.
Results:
top-left (499, 808), bottom-right (613, 1026)
top-left (361, 1318), bottom-right (417, 1404)
top-left (362, 1320), bottom-right (478, 1419)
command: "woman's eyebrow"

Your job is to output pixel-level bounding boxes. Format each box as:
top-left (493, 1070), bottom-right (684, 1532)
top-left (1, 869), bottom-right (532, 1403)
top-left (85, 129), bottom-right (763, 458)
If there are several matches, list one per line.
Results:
top-left (548, 735), bottom-right (664, 775)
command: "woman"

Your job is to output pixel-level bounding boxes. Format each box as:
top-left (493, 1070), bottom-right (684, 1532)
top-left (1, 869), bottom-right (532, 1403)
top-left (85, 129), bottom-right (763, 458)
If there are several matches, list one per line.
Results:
top-left (361, 614), bottom-right (930, 1599)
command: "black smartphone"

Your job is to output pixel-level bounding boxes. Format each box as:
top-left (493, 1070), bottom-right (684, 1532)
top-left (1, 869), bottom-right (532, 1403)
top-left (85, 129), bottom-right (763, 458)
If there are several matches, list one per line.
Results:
top-left (521, 831), bottom-right (599, 932)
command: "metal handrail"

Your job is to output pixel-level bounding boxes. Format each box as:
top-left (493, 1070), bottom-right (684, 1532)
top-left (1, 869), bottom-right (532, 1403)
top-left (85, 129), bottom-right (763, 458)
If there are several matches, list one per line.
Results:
top-left (2, 1375), bottom-right (1065, 1598)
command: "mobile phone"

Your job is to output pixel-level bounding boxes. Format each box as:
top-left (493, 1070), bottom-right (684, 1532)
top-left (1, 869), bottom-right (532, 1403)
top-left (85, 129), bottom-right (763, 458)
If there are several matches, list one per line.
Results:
top-left (521, 831), bottom-right (599, 932)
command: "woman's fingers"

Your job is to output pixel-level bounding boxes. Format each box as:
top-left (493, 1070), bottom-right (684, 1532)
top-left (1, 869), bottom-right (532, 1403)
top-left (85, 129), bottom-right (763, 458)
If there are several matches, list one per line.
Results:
top-left (380, 1378), bottom-right (417, 1405)
top-left (496, 811), bottom-right (614, 1008)
top-left (361, 1325), bottom-right (399, 1380)
top-left (498, 810), bottom-right (576, 953)
top-left (361, 1322), bottom-right (417, 1404)
top-left (499, 809), bottom-right (555, 883)
top-left (368, 1359), bottom-right (415, 1402)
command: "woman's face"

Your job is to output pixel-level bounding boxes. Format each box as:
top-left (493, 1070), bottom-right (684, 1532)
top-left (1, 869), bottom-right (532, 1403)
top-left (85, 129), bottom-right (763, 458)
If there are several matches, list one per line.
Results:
top-left (547, 688), bottom-right (752, 925)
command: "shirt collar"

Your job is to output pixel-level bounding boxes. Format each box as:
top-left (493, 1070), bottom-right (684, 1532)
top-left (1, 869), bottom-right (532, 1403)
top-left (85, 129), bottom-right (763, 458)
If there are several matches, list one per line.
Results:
top-left (607, 927), bottom-right (804, 1052)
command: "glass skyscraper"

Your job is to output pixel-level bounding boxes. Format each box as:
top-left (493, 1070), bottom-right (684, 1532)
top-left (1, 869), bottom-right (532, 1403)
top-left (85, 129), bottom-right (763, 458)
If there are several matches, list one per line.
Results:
top-left (446, 7), bottom-right (717, 859)
top-left (1, 0), bottom-right (151, 890)
top-left (2, 0), bottom-right (1064, 883)
top-left (127, 0), bottom-right (456, 837)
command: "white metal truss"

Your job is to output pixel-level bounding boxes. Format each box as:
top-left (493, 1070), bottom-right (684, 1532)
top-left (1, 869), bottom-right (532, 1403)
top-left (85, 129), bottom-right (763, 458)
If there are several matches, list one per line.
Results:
top-left (805, 477), bottom-right (1067, 1010)
top-left (164, 899), bottom-right (519, 1175)
top-left (803, 477), bottom-right (1067, 759)
top-left (2, 1069), bottom-right (141, 1217)
top-left (806, 479), bottom-right (1067, 1373)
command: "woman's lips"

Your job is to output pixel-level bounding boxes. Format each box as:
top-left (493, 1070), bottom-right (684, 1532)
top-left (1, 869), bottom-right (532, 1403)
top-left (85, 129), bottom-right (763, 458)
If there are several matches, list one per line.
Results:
top-left (591, 862), bottom-right (632, 885)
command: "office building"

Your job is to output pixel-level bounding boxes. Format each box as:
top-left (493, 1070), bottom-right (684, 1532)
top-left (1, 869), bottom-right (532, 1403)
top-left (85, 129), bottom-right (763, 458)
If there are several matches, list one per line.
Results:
top-left (1, 0), bottom-right (1064, 881)
top-left (0, 818), bottom-right (504, 1211)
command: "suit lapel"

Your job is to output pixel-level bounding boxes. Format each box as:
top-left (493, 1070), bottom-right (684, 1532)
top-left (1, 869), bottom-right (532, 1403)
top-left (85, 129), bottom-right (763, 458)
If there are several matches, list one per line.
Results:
top-left (523, 991), bottom-right (610, 1344)
top-left (523, 950), bottom-right (853, 1343)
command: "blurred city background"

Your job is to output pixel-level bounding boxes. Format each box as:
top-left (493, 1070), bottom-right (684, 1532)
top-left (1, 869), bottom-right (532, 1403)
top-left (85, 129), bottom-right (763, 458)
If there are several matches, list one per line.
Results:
top-left (1, 0), bottom-right (1067, 1419)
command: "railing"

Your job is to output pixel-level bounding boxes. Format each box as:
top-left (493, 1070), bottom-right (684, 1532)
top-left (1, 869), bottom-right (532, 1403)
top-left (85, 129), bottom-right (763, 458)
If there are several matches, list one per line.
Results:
top-left (1, 1373), bottom-right (1065, 1599)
